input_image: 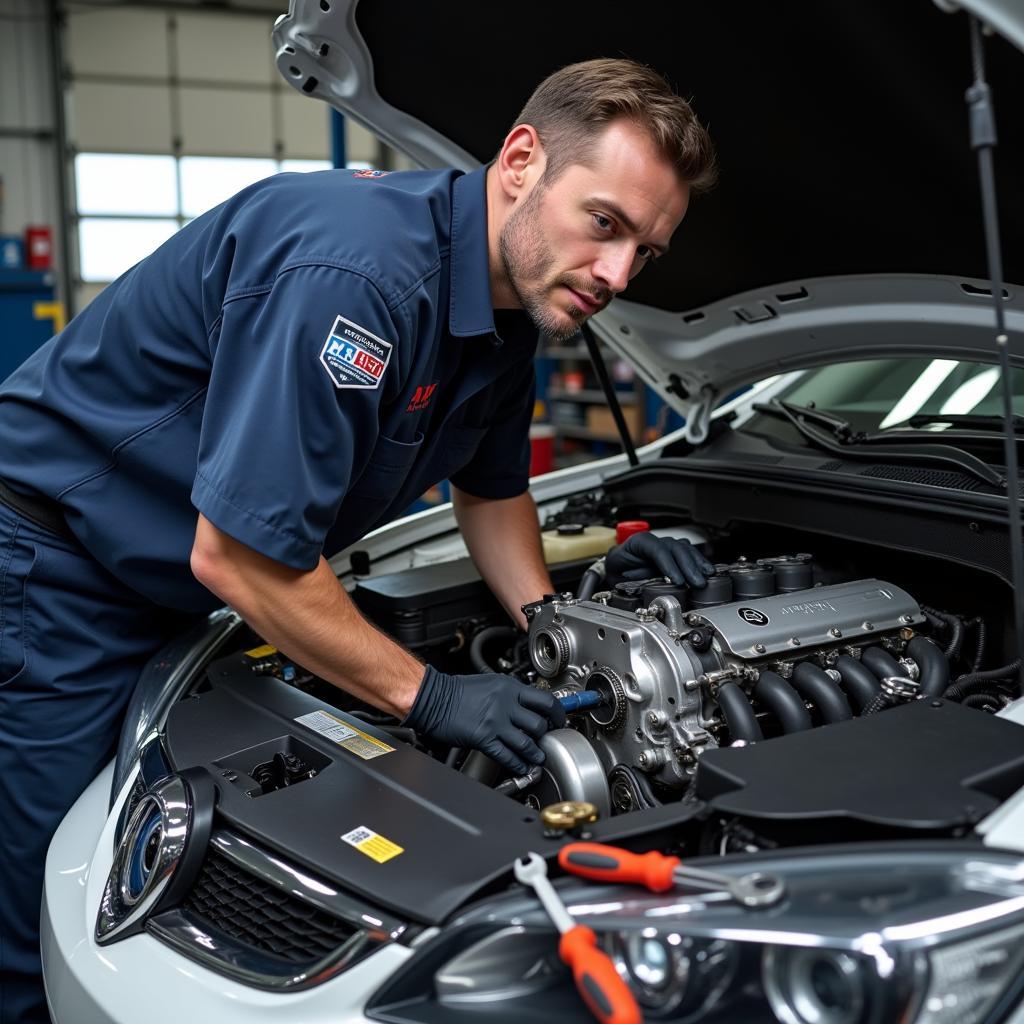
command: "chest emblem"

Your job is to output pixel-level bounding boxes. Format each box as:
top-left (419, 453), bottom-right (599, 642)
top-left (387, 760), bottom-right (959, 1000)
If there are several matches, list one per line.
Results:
top-left (406, 382), bottom-right (438, 413)
top-left (320, 315), bottom-right (393, 390)
top-left (352, 169), bottom-right (390, 179)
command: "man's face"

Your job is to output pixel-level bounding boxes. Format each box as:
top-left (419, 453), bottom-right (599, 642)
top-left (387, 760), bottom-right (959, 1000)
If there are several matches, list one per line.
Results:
top-left (499, 118), bottom-right (689, 343)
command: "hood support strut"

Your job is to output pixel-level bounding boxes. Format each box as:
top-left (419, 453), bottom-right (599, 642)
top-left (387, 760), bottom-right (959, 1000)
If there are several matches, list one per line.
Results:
top-left (964, 14), bottom-right (1024, 688)
top-left (582, 325), bottom-right (639, 467)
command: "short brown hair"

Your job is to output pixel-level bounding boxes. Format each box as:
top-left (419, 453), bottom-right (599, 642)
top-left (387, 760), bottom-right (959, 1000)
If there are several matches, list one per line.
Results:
top-left (509, 57), bottom-right (717, 193)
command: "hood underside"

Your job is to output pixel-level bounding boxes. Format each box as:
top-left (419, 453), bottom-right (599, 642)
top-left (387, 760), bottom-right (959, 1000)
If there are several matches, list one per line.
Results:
top-left (274, 1), bottom-right (1024, 421)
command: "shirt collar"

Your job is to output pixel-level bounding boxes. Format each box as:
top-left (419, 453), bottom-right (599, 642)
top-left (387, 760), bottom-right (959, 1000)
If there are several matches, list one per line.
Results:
top-left (449, 167), bottom-right (497, 338)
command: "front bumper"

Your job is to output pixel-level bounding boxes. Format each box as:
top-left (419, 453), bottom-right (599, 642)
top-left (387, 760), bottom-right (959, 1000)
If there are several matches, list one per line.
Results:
top-left (41, 763), bottom-right (412, 1024)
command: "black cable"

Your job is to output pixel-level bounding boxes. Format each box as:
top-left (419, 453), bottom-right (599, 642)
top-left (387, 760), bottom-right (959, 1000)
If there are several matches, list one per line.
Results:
top-left (965, 16), bottom-right (1024, 694)
top-left (945, 659), bottom-right (1023, 702)
top-left (962, 693), bottom-right (1001, 712)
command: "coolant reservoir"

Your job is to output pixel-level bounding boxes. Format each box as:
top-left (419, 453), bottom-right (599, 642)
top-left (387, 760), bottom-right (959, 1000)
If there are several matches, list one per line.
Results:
top-left (541, 523), bottom-right (617, 564)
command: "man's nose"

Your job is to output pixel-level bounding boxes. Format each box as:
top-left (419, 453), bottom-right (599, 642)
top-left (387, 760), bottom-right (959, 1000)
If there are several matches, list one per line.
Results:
top-left (593, 246), bottom-right (634, 296)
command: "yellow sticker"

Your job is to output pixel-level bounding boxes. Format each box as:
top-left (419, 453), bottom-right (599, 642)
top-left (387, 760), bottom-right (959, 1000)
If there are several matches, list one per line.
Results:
top-left (341, 826), bottom-right (403, 863)
top-left (294, 709), bottom-right (394, 759)
top-left (244, 644), bottom-right (278, 659)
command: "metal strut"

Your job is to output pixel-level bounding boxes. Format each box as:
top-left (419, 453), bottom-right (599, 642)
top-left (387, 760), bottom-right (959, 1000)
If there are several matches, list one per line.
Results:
top-left (581, 325), bottom-right (640, 466)
top-left (964, 15), bottom-right (1024, 691)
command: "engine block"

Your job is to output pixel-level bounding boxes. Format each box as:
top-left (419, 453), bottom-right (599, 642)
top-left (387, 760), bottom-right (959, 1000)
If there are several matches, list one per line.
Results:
top-left (525, 555), bottom-right (926, 795)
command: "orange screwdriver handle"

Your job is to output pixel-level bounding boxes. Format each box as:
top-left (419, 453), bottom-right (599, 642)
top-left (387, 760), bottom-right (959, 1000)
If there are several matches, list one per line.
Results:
top-left (559, 842), bottom-right (679, 893)
top-left (559, 924), bottom-right (642, 1024)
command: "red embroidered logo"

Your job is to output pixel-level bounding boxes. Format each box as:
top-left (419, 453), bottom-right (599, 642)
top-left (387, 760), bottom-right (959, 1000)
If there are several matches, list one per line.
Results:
top-left (406, 382), bottom-right (438, 413)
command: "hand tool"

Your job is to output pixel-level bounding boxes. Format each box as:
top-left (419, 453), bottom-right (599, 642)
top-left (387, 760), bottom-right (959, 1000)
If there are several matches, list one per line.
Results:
top-left (514, 852), bottom-right (641, 1024)
top-left (558, 841), bottom-right (784, 908)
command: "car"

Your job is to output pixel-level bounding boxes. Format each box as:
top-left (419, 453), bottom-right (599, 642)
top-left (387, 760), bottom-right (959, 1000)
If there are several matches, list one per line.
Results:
top-left (41, 1), bottom-right (1024, 1022)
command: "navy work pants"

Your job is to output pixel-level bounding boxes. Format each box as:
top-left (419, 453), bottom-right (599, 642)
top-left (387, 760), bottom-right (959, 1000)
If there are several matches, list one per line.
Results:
top-left (0, 503), bottom-right (191, 1024)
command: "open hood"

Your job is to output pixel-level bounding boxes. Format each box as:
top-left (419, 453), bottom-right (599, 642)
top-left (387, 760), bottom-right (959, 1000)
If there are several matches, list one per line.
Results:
top-left (273, 1), bottom-right (1024, 435)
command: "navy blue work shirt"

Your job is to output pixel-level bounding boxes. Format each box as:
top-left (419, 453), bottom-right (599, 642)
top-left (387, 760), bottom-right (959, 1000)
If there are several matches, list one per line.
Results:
top-left (0, 167), bottom-right (538, 612)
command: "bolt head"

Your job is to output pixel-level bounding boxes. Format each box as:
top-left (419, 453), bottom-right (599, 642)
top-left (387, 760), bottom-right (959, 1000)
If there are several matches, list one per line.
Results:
top-left (830, 627), bottom-right (842, 638)
top-left (789, 637), bottom-right (802, 647)
top-left (754, 643), bottom-right (766, 654)
top-left (862, 621), bottom-right (873, 631)
top-left (900, 614), bottom-right (913, 624)
top-left (638, 753), bottom-right (648, 766)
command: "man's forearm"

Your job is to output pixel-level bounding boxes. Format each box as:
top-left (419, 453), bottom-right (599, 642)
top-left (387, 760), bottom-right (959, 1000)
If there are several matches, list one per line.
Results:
top-left (452, 486), bottom-right (553, 629)
top-left (190, 514), bottom-right (424, 718)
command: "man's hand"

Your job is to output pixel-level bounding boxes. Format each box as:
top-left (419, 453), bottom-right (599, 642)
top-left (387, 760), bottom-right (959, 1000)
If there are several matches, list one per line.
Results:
top-left (605, 533), bottom-right (715, 589)
top-left (403, 667), bottom-right (567, 776)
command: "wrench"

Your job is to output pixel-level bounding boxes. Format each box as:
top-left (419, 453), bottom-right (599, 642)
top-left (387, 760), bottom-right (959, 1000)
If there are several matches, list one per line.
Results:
top-left (514, 852), bottom-right (641, 1024)
top-left (558, 842), bottom-right (785, 909)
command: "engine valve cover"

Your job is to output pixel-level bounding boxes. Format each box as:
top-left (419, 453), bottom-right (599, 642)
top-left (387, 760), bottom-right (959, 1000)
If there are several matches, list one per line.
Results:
top-left (694, 579), bottom-right (924, 658)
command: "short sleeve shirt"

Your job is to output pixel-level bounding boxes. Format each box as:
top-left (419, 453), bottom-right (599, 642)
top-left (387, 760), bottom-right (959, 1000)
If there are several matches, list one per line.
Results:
top-left (0, 167), bottom-right (538, 612)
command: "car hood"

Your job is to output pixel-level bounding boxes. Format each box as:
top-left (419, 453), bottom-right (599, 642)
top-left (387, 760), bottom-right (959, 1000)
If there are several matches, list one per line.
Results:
top-left (273, 0), bottom-right (1024, 437)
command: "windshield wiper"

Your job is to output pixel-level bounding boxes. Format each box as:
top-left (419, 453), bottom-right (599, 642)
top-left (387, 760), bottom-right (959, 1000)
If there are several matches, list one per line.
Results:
top-left (903, 413), bottom-right (1024, 433)
top-left (754, 399), bottom-right (1004, 487)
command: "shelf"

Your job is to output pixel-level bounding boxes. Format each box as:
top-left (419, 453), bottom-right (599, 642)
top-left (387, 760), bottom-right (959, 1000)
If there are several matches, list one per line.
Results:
top-left (548, 388), bottom-right (636, 405)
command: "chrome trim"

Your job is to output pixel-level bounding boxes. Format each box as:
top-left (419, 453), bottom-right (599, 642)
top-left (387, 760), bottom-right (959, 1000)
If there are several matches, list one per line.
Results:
top-left (96, 775), bottom-right (191, 943)
top-left (111, 607), bottom-right (241, 807)
top-left (209, 828), bottom-right (405, 941)
top-left (147, 908), bottom-right (383, 992)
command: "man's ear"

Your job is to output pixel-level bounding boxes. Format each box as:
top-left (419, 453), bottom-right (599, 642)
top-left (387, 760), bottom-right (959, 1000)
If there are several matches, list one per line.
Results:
top-left (495, 123), bottom-right (546, 201)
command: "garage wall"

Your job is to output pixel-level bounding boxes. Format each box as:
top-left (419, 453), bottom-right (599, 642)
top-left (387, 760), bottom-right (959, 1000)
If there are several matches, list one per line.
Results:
top-left (63, 2), bottom-right (395, 312)
top-left (0, 0), bottom-right (62, 295)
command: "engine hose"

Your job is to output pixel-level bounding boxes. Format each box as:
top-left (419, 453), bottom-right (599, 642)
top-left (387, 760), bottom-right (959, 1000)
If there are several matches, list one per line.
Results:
top-left (921, 605), bottom-right (965, 660)
top-left (753, 671), bottom-right (812, 733)
top-left (860, 646), bottom-right (907, 681)
top-left (469, 626), bottom-right (520, 674)
top-left (834, 655), bottom-right (882, 713)
top-left (791, 662), bottom-right (853, 722)
top-left (944, 660), bottom-right (1023, 702)
top-left (906, 636), bottom-right (950, 699)
top-left (717, 681), bottom-right (763, 742)
top-left (962, 693), bottom-right (1002, 712)
top-left (576, 567), bottom-right (604, 601)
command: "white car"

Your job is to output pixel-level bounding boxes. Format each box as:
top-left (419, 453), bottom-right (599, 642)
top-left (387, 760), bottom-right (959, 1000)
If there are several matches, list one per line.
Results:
top-left (42, 2), bottom-right (1024, 1022)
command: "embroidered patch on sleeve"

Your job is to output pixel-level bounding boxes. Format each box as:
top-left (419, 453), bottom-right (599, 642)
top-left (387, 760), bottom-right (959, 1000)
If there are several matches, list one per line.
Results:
top-left (320, 315), bottom-right (394, 390)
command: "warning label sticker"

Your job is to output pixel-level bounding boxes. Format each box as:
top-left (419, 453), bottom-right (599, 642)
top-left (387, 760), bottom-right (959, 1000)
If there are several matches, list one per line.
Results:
top-left (342, 826), bottom-right (404, 864)
top-left (294, 709), bottom-right (394, 760)
top-left (319, 314), bottom-right (393, 390)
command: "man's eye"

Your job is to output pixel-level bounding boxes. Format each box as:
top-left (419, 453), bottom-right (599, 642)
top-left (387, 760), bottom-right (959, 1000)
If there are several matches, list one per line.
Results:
top-left (592, 213), bottom-right (613, 232)
top-left (637, 245), bottom-right (657, 263)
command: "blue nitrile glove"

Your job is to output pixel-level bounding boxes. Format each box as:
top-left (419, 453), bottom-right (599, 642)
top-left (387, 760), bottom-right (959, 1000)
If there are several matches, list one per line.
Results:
top-left (605, 533), bottom-right (716, 589)
top-left (403, 667), bottom-right (568, 776)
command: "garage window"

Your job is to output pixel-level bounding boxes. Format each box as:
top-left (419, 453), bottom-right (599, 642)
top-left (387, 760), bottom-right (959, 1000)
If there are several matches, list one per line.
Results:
top-left (75, 154), bottom-right (333, 283)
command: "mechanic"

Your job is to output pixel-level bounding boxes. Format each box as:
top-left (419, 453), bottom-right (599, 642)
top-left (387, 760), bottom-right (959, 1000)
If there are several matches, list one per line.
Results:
top-left (0, 58), bottom-right (715, 1023)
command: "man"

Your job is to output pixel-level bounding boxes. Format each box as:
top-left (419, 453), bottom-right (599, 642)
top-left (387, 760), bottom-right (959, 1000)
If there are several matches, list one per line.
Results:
top-left (0, 57), bottom-right (715, 1022)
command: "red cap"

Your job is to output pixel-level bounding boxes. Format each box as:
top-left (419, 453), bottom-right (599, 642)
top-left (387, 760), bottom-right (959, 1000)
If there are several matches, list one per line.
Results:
top-left (615, 520), bottom-right (650, 544)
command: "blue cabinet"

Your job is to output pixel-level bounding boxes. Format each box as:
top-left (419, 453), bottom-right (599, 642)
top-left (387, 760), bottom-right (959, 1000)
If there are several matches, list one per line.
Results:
top-left (0, 270), bottom-right (61, 382)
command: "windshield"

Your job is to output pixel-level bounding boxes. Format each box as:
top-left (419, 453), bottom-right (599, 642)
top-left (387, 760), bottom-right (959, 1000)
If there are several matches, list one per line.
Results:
top-left (771, 358), bottom-right (1024, 432)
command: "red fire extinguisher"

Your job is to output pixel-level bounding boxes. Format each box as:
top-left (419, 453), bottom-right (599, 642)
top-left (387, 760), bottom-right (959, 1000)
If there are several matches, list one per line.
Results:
top-left (24, 225), bottom-right (52, 270)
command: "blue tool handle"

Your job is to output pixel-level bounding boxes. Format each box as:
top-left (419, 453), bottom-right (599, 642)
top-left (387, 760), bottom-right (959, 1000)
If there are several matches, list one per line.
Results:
top-left (557, 690), bottom-right (605, 713)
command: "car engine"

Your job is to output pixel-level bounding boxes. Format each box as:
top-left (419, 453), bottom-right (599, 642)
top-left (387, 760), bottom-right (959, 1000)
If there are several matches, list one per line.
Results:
top-left (521, 553), bottom-right (950, 816)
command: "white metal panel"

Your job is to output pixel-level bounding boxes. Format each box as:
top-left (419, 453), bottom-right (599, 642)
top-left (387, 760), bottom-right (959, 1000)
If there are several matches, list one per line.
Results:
top-left (69, 82), bottom-right (172, 153)
top-left (175, 12), bottom-right (277, 85)
top-left (66, 8), bottom-right (170, 79)
top-left (178, 86), bottom-right (274, 156)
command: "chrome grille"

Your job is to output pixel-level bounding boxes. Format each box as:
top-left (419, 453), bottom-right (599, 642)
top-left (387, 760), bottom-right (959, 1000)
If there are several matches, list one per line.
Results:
top-left (183, 849), bottom-right (358, 964)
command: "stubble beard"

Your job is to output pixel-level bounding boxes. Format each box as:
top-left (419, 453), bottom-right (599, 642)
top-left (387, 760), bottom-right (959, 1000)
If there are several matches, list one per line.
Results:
top-left (498, 185), bottom-right (593, 344)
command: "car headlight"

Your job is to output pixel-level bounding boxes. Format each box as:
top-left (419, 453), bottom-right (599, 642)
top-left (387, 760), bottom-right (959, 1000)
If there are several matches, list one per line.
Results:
top-left (367, 846), bottom-right (1024, 1023)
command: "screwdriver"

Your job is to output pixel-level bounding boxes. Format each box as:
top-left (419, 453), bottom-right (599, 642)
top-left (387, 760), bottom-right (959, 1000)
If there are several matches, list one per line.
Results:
top-left (514, 852), bottom-right (641, 1024)
top-left (559, 842), bottom-right (784, 907)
